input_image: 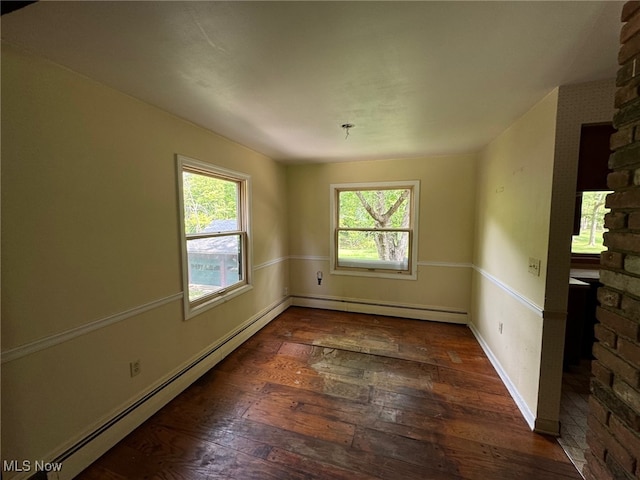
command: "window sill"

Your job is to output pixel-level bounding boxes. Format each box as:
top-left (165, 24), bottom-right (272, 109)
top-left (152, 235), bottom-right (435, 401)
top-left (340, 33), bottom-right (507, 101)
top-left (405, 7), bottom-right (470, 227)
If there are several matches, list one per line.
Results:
top-left (184, 284), bottom-right (253, 320)
top-left (330, 268), bottom-right (417, 281)
top-left (571, 254), bottom-right (600, 269)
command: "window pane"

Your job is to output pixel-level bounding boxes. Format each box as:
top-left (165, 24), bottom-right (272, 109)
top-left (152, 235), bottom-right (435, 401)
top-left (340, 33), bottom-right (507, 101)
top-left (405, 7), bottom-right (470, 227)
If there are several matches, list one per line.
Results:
top-left (339, 189), bottom-right (410, 228)
top-left (183, 171), bottom-right (239, 234)
top-left (338, 230), bottom-right (409, 271)
top-left (571, 190), bottom-right (612, 254)
top-left (186, 235), bottom-right (242, 301)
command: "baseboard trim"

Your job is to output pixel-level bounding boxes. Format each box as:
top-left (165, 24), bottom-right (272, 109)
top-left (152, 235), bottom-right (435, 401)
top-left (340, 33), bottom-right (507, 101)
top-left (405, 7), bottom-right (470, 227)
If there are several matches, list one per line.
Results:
top-left (40, 297), bottom-right (291, 480)
top-left (468, 321), bottom-right (536, 431)
top-left (534, 417), bottom-right (560, 436)
top-left (291, 295), bottom-right (468, 324)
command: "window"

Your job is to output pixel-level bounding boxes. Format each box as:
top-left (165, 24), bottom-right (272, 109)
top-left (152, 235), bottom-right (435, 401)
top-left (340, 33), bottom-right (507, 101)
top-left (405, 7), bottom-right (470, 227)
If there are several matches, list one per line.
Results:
top-left (571, 190), bottom-right (612, 255)
top-left (330, 181), bottom-right (419, 279)
top-left (572, 122), bottom-right (615, 263)
top-left (177, 155), bottom-right (251, 319)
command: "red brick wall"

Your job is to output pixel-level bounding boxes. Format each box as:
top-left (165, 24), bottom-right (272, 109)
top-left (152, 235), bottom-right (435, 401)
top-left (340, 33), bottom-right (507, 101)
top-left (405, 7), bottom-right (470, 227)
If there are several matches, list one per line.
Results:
top-left (584, 3), bottom-right (640, 479)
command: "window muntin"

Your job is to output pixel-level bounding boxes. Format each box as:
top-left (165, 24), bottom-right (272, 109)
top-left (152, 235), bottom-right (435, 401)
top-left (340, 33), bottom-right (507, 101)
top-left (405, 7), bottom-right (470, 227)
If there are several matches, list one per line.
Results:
top-left (177, 156), bottom-right (250, 318)
top-left (331, 182), bottom-right (419, 279)
top-left (571, 190), bottom-right (612, 255)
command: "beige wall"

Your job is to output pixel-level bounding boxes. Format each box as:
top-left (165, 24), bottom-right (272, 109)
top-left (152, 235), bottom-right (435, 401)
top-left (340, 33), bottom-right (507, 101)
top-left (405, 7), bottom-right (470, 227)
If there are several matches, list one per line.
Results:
top-left (287, 155), bottom-right (476, 319)
top-left (471, 80), bottom-right (616, 433)
top-left (471, 88), bottom-right (559, 430)
top-left (0, 36), bottom-right (619, 478)
top-left (1, 43), bottom-right (288, 476)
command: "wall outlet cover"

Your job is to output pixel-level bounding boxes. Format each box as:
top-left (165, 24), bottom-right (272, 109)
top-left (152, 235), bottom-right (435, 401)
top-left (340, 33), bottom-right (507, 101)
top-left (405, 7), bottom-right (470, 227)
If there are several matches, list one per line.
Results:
top-left (528, 257), bottom-right (541, 276)
top-left (130, 360), bottom-right (141, 377)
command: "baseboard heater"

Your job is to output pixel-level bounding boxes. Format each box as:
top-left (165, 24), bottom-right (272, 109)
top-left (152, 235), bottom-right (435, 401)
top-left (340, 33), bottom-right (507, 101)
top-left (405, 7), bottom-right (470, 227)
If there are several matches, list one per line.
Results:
top-left (38, 297), bottom-right (290, 480)
top-left (291, 295), bottom-right (468, 324)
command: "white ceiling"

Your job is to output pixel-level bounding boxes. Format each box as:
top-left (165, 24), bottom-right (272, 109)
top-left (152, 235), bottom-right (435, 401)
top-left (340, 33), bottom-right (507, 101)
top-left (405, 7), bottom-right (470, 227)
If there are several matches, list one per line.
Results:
top-left (1, 1), bottom-right (623, 163)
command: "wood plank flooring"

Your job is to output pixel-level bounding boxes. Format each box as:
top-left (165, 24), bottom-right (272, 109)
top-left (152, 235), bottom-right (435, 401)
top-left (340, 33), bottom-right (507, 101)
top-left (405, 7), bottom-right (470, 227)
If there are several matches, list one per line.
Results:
top-left (77, 307), bottom-right (580, 479)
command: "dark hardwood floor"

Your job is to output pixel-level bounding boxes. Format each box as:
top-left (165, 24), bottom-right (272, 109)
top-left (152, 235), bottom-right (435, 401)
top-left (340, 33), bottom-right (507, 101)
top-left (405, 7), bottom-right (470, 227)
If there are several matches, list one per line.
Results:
top-left (78, 307), bottom-right (580, 479)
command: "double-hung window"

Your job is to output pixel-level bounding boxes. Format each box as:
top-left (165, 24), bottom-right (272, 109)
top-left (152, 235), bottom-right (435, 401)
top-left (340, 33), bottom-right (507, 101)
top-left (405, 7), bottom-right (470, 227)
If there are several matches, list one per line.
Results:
top-left (177, 155), bottom-right (251, 319)
top-left (330, 181), bottom-right (419, 280)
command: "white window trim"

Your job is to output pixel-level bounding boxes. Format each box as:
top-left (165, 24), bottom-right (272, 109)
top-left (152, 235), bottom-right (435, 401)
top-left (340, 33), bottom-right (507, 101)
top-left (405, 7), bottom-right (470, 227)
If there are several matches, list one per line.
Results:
top-left (330, 180), bottom-right (420, 280)
top-left (176, 154), bottom-right (253, 320)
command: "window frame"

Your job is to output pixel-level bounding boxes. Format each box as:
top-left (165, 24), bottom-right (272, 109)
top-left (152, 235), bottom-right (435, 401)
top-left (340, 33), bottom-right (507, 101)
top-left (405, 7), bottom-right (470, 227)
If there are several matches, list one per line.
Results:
top-left (176, 154), bottom-right (252, 320)
top-left (330, 181), bottom-right (419, 280)
top-left (571, 122), bottom-right (614, 265)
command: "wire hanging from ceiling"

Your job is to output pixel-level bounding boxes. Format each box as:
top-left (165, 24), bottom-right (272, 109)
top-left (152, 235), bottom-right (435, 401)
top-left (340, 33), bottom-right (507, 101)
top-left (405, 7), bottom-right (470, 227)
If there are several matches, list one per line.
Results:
top-left (341, 123), bottom-right (355, 140)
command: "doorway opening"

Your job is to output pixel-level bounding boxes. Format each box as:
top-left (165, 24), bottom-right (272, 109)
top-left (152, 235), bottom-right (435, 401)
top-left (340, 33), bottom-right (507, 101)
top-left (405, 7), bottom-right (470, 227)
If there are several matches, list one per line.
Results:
top-left (558, 122), bottom-right (614, 476)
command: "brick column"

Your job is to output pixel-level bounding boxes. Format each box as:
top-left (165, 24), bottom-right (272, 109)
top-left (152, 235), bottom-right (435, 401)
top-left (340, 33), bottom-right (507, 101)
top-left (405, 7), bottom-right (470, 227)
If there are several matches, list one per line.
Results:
top-left (584, 3), bottom-right (640, 479)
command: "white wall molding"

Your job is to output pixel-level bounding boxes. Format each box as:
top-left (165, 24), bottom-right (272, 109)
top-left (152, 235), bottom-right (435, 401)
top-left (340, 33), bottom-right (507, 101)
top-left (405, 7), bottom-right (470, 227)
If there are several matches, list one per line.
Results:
top-left (2, 255), bottom-right (293, 364)
top-left (472, 265), bottom-right (544, 316)
top-left (292, 294), bottom-right (468, 324)
top-left (1, 292), bottom-right (184, 364)
top-left (468, 322), bottom-right (536, 431)
top-left (41, 297), bottom-right (291, 480)
top-left (253, 256), bottom-right (288, 271)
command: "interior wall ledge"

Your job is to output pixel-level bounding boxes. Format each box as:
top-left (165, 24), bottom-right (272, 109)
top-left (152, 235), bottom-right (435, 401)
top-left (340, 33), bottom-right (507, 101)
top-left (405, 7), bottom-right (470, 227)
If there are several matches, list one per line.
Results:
top-left (1, 292), bottom-right (184, 364)
top-left (253, 256), bottom-right (288, 270)
top-left (472, 265), bottom-right (544, 316)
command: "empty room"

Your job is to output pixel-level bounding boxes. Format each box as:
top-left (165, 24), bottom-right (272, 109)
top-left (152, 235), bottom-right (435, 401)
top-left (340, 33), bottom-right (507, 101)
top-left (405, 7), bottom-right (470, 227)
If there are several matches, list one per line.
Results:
top-left (2, 2), bottom-right (640, 480)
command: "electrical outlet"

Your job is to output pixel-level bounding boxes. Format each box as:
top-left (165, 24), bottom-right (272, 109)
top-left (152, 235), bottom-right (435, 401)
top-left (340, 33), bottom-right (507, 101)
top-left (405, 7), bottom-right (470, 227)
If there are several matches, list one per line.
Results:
top-left (130, 360), bottom-right (141, 377)
top-left (499, 322), bottom-right (503, 334)
top-left (528, 257), bottom-right (541, 276)
top-left (283, 286), bottom-right (289, 296)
